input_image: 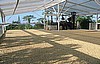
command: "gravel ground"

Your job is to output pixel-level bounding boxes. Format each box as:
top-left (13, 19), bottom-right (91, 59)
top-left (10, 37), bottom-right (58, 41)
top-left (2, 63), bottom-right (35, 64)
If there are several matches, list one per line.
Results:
top-left (0, 29), bottom-right (100, 64)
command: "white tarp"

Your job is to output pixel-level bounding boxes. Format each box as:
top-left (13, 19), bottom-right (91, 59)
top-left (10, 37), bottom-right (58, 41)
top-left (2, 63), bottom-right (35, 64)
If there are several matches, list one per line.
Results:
top-left (0, 0), bottom-right (100, 16)
top-left (0, 0), bottom-right (65, 16)
top-left (47, 0), bottom-right (100, 15)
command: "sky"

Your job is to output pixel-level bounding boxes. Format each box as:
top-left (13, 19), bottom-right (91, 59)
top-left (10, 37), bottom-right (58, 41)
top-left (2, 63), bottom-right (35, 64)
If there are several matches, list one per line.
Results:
top-left (4, 10), bottom-right (100, 24)
top-left (5, 10), bottom-right (44, 24)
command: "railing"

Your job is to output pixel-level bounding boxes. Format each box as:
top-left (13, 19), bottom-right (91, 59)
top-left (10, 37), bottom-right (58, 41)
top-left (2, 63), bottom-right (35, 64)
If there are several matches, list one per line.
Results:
top-left (0, 25), bottom-right (3, 37)
top-left (89, 23), bottom-right (100, 30)
top-left (89, 23), bottom-right (96, 30)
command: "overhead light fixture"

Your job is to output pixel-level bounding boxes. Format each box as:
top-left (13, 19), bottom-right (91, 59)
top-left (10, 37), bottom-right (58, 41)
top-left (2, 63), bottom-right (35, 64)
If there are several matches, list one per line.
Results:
top-left (94, 0), bottom-right (100, 5)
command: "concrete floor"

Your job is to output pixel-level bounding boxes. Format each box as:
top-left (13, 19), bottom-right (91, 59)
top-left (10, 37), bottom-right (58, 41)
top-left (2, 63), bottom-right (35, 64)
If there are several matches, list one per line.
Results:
top-left (0, 29), bottom-right (100, 64)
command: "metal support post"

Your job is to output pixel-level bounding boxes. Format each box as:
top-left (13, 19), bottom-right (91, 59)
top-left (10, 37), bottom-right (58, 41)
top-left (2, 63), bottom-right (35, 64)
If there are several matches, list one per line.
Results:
top-left (44, 10), bottom-right (46, 30)
top-left (44, 0), bottom-right (46, 30)
top-left (96, 13), bottom-right (98, 31)
top-left (57, 3), bottom-right (60, 31)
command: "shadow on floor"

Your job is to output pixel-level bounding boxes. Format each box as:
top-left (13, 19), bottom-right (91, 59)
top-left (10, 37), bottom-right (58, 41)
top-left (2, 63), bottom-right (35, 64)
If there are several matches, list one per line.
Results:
top-left (41, 30), bottom-right (100, 45)
top-left (0, 30), bottom-right (100, 64)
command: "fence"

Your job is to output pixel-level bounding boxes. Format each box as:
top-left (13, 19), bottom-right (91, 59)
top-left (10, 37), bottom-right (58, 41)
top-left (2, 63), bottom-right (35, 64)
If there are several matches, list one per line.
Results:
top-left (89, 23), bottom-right (100, 30)
top-left (89, 23), bottom-right (96, 30)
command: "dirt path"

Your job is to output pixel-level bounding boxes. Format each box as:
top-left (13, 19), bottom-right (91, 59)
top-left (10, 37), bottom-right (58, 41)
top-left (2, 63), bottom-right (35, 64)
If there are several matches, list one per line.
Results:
top-left (0, 29), bottom-right (100, 64)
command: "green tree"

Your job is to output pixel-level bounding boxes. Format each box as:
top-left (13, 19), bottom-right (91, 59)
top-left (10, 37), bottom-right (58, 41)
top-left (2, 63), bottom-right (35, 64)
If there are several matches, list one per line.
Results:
top-left (33, 24), bottom-right (44, 29)
top-left (23, 15), bottom-right (36, 29)
top-left (23, 15), bottom-right (36, 23)
top-left (97, 20), bottom-right (100, 23)
top-left (18, 16), bottom-right (21, 23)
top-left (76, 16), bottom-right (93, 29)
top-left (37, 18), bottom-right (44, 23)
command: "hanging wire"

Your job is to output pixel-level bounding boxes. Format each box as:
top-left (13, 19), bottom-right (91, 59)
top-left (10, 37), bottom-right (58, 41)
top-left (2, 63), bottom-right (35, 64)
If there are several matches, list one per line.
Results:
top-left (13, 0), bottom-right (19, 15)
top-left (7, 0), bottom-right (20, 21)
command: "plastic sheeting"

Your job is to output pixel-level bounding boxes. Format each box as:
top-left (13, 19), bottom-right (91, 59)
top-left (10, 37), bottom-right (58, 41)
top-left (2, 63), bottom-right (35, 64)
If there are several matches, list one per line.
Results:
top-left (0, 0), bottom-right (100, 16)
top-left (47, 0), bottom-right (100, 15)
top-left (0, 0), bottom-right (65, 16)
